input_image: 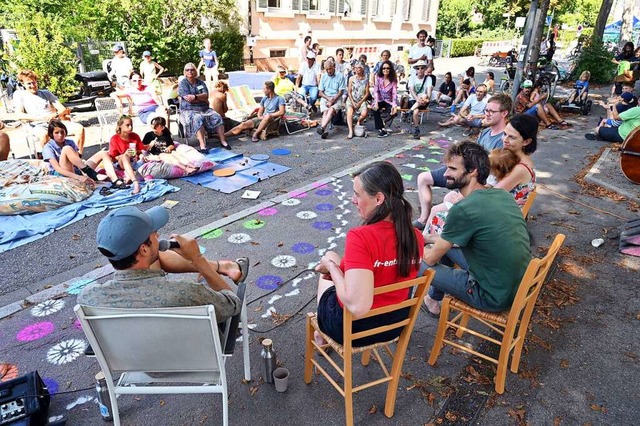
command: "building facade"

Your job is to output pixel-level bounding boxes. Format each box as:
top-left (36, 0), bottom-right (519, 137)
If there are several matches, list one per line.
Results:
top-left (236, 0), bottom-right (440, 71)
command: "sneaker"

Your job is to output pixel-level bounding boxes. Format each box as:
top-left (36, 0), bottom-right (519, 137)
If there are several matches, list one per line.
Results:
top-left (412, 219), bottom-right (426, 231)
top-left (321, 130), bottom-right (329, 139)
top-left (584, 132), bottom-right (598, 140)
top-left (377, 129), bottom-right (389, 138)
top-left (412, 126), bottom-right (420, 139)
top-left (316, 126), bottom-right (324, 136)
top-left (401, 112), bottom-right (409, 122)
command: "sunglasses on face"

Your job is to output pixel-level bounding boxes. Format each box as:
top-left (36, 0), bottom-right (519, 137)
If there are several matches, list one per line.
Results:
top-left (184, 68), bottom-right (196, 72)
top-left (416, 66), bottom-right (426, 70)
top-left (382, 67), bottom-right (391, 70)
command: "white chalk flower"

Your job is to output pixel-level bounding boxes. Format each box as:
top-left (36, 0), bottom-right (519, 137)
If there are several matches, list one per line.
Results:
top-left (296, 211), bottom-right (317, 220)
top-left (281, 198), bottom-right (301, 206)
top-left (47, 339), bottom-right (87, 365)
top-left (271, 255), bottom-right (297, 268)
top-left (31, 299), bottom-right (65, 317)
top-left (228, 233), bottom-right (251, 244)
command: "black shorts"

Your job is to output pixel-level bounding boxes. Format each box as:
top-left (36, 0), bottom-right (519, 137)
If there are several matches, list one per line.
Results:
top-left (317, 286), bottom-right (410, 347)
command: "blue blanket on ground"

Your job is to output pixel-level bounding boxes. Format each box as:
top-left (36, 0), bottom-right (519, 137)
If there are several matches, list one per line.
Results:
top-left (0, 179), bottom-right (179, 253)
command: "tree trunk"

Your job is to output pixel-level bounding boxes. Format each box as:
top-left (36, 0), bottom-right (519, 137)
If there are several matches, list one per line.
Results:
top-left (592, 0), bottom-right (614, 44)
top-left (620, 0), bottom-right (633, 45)
top-left (529, 0), bottom-right (550, 67)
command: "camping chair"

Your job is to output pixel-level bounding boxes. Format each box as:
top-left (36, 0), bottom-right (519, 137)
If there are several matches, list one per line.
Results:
top-left (94, 97), bottom-right (121, 149)
top-left (428, 234), bottom-right (565, 394)
top-left (226, 85), bottom-right (261, 123)
top-left (521, 188), bottom-right (537, 220)
top-left (304, 270), bottom-right (435, 426)
top-left (74, 283), bottom-right (250, 426)
top-left (282, 93), bottom-right (312, 134)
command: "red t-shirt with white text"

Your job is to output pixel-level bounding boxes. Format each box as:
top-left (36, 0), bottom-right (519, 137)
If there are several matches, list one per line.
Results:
top-left (339, 220), bottom-right (424, 309)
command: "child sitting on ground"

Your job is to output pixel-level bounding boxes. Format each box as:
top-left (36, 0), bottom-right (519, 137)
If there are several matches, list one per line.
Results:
top-left (567, 71), bottom-right (590, 105)
top-left (108, 115), bottom-right (145, 194)
top-left (142, 117), bottom-right (198, 175)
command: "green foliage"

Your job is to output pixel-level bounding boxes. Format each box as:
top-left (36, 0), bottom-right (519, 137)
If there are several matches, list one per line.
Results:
top-left (450, 39), bottom-right (489, 58)
top-left (210, 30), bottom-right (245, 72)
top-left (572, 41), bottom-right (616, 84)
top-left (10, 13), bottom-right (78, 99)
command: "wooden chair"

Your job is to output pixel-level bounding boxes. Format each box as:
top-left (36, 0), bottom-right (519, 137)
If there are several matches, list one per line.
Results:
top-left (304, 270), bottom-right (435, 426)
top-left (428, 234), bottom-right (565, 394)
top-left (521, 187), bottom-right (537, 219)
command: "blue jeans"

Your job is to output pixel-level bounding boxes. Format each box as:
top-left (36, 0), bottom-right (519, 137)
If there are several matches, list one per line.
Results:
top-left (301, 85), bottom-right (318, 107)
top-left (418, 248), bottom-right (504, 312)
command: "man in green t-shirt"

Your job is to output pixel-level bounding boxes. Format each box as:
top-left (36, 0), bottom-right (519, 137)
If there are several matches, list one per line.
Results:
top-left (421, 142), bottom-right (531, 316)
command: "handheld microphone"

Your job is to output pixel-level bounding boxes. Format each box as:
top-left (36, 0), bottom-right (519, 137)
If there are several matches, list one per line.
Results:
top-left (158, 239), bottom-right (180, 252)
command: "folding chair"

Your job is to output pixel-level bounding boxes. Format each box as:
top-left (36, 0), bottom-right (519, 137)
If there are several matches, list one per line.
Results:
top-left (521, 188), bottom-right (537, 220)
top-left (94, 97), bottom-right (121, 149)
top-left (304, 270), bottom-right (435, 426)
top-left (226, 85), bottom-right (260, 123)
top-left (428, 234), bottom-right (565, 394)
top-left (75, 283), bottom-right (250, 426)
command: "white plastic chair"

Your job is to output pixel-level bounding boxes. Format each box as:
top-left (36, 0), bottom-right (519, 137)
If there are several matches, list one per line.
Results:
top-left (94, 97), bottom-right (121, 149)
top-left (75, 287), bottom-right (249, 426)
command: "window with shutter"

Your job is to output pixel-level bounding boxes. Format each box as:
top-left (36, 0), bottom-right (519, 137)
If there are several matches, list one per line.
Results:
top-left (337, 0), bottom-right (345, 14)
top-left (391, 0), bottom-right (397, 16)
top-left (292, 0), bottom-right (300, 11)
top-left (302, 0), bottom-right (310, 10)
top-left (329, 0), bottom-right (336, 13)
top-left (422, 0), bottom-right (430, 21)
top-left (371, 0), bottom-right (378, 16)
top-left (258, 0), bottom-right (268, 9)
top-left (360, 0), bottom-right (367, 16)
top-left (402, 0), bottom-right (411, 21)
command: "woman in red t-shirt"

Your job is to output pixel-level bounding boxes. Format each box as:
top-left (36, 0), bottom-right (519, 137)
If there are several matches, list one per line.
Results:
top-left (108, 115), bottom-right (146, 194)
top-left (314, 161), bottom-right (424, 346)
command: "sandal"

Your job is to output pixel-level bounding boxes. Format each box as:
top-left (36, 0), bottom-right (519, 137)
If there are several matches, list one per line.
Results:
top-left (220, 141), bottom-right (232, 150)
top-left (559, 121), bottom-right (570, 126)
top-left (110, 178), bottom-right (130, 190)
top-left (546, 124), bottom-right (559, 130)
top-left (231, 257), bottom-right (249, 284)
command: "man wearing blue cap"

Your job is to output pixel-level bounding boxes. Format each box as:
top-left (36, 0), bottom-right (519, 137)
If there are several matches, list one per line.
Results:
top-left (108, 44), bottom-right (134, 89)
top-left (77, 206), bottom-right (248, 323)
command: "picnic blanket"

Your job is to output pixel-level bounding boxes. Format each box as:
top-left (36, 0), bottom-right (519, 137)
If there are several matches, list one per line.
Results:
top-left (0, 179), bottom-right (179, 253)
top-left (181, 148), bottom-right (290, 193)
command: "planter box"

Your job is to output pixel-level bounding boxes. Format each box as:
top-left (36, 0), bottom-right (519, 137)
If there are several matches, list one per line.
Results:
top-left (244, 65), bottom-right (257, 73)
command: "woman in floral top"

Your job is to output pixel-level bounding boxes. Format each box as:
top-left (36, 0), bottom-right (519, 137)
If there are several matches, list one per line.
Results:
top-left (346, 61), bottom-right (370, 139)
top-left (371, 60), bottom-right (398, 138)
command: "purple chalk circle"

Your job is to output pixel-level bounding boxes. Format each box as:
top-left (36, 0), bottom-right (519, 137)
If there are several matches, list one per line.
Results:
top-left (256, 275), bottom-right (283, 290)
top-left (312, 221), bottom-right (333, 230)
top-left (258, 207), bottom-right (278, 216)
top-left (42, 378), bottom-right (60, 396)
top-left (16, 321), bottom-right (55, 342)
top-left (292, 242), bottom-right (315, 254)
top-left (315, 188), bottom-right (333, 196)
top-left (272, 148), bottom-right (291, 155)
top-left (315, 203), bottom-right (335, 211)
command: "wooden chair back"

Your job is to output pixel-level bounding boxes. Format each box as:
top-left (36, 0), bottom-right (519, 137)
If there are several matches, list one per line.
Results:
top-left (521, 187), bottom-right (537, 219)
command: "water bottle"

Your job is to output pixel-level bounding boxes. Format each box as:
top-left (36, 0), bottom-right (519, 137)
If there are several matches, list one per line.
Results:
top-left (260, 339), bottom-right (277, 383)
top-left (450, 104), bottom-right (456, 114)
top-left (95, 371), bottom-right (113, 421)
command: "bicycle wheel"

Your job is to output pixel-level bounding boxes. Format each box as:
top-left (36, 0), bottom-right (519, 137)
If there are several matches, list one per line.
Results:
top-left (500, 80), bottom-right (511, 94)
top-left (538, 76), bottom-right (552, 99)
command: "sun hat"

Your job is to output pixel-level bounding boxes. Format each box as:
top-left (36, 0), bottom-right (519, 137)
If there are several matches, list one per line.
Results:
top-left (306, 52), bottom-right (316, 59)
top-left (413, 59), bottom-right (428, 69)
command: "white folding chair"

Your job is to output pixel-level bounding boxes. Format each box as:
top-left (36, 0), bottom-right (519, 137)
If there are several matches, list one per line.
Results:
top-left (75, 297), bottom-right (246, 426)
top-left (94, 97), bottom-right (121, 149)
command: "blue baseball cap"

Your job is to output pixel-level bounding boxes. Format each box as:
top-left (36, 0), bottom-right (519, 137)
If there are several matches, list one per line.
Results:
top-left (97, 206), bottom-right (169, 260)
top-left (142, 50), bottom-right (151, 57)
top-left (112, 43), bottom-right (124, 52)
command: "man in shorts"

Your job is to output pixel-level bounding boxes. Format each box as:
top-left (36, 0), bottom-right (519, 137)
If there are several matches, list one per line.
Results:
top-left (316, 60), bottom-right (346, 139)
top-left (224, 81), bottom-right (285, 142)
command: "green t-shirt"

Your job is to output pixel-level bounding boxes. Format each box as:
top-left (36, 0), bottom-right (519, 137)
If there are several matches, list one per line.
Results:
top-left (618, 60), bottom-right (631, 76)
top-left (441, 188), bottom-right (531, 309)
top-left (618, 106), bottom-right (640, 140)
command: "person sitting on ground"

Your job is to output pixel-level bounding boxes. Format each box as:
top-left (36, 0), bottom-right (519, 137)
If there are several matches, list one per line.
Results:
top-left (460, 67), bottom-right (476, 93)
top-left (43, 120), bottom-right (117, 186)
top-left (513, 79), bottom-right (559, 130)
top-left (0, 121), bottom-right (10, 161)
top-left (13, 70), bottom-right (86, 156)
top-left (345, 61), bottom-right (370, 139)
top-left (435, 72), bottom-right (456, 106)
top-left (108, 115), bottom-right (145, 194)
top-left (530, 80), bottom-right (569, 128)
top-left (452, 78), bottom-right (471, 107)
top-left (483, 71), bottom-right (495, 95)
top-left (114, 71), bottom-right (170, 130)
top-left (225, 81), bottom-right (286, 143)
top-left (209, 81), bottom-right (230, 128)
top-left (142, 117), bottom-right (198, 175)
top-left (296, 52), bottom-right (321, 113)
top-left (78, 205), bottom-right (248, 324)
top-left (413, 94), bottom-right (512, 230)
top-left (597, 91), bottom-right (637, 129)
top-left (316, 60), bottom-right (346, 139)
top-left (406, 60), bottom-right (432, 139)
top-left (139, 51), bottom-right (165, 89)
top-left (313, 161), bottom-right (423, 346)
top-left (108, 44), bottom-right (134, 89)
top-left (419, 141), bottom-right (531, 316)
top-left (272, 66), bottom-right (309, 112)
top-left (371, 60), bottom-right (398, 138)
top-left (178, 62), bottom-right (231, 152)
top-left (585, 105), bottom-right (640, 142)
top-left (567, 71), bottom-right (590, 105)
top-left (438, 83), bottom-right (488, 130)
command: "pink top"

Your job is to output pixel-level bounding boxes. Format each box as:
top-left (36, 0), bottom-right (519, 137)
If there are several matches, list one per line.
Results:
top-left (373, 76), bottom-right (397, 107)
top-left (126, 85), bottom-right (157, 109)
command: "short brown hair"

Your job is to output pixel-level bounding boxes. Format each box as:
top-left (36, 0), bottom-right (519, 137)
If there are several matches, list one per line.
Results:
top-left (215, 81), bottom-right (229, 92)
top-left (487, 93), bottom-right (513, 115)
top-left (18, 70), bottom-right (38, 83)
